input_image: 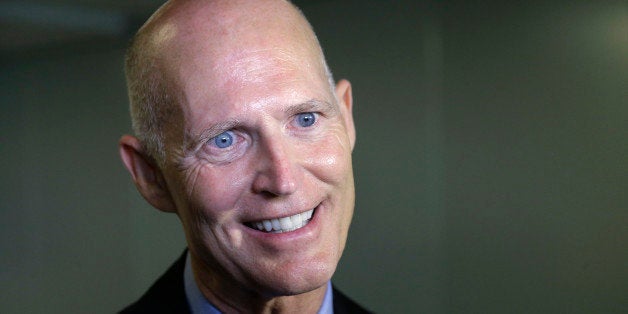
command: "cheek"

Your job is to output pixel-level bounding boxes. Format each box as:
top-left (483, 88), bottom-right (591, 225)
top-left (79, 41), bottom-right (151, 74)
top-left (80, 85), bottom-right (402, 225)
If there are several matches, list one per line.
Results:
top-left (182, 164), bottom-right (252, 222)
top-left (310, 132), bottom-right (355, 227)
top-left (180, 165), bottom-right (253, 256)
top-left (178, 165), bottom-right (253, 229)
top-left (304, 131), bottom-right (354, 185)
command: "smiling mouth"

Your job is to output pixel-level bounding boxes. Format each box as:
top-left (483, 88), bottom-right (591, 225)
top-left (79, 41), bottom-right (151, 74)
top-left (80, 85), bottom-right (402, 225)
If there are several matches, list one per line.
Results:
top-left (246, 208), bottom-right (315, 233)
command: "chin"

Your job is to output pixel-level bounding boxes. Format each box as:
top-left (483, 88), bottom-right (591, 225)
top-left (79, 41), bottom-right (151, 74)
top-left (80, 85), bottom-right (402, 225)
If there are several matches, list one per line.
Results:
top-left (253, 259), bottom-right (337, 297)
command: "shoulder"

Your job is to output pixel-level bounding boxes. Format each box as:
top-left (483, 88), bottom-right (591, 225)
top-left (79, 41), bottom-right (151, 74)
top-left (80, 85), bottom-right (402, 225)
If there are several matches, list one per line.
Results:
top-left (119, 251), bottom-right (190, 314)
top-left (332, 286), bottom-right (373, 314)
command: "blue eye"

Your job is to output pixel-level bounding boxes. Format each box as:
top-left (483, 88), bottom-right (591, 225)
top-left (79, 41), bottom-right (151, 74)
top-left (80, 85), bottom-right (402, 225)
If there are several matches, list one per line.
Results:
top-left (297, 112), bottom-right (316, 127)
top-left (213, 131), bottom-right (234, 148)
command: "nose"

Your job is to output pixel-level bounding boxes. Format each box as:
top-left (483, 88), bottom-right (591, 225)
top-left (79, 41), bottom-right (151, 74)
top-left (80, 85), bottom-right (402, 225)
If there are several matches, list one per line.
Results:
top-left (251, 134), bottom-right (299, 197)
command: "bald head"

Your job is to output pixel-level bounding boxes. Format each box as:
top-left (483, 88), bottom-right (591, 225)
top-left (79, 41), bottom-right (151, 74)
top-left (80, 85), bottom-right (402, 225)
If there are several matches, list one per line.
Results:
top-left (124, 0), bottom-right (334, 164)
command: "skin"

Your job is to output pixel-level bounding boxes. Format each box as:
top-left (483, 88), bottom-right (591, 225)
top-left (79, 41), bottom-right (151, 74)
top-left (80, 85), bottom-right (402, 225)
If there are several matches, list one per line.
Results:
top-left (119, 0), bottom-right (356, 313)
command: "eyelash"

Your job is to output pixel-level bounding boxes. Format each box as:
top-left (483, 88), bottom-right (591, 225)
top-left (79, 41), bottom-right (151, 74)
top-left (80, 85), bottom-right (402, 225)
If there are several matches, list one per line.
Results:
top-left (199, 130), bottom-right (247, 164)
top-left (292, 112), bottom-right (319, 128)
top-left (207, 131), bottom-right (241, 149)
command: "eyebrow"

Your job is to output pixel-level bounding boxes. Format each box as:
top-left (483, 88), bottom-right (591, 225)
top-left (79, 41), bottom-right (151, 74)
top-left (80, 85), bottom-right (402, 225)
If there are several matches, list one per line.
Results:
top-left (188, 120), bottom-right (242, 150)
top-left (285, 98), bottom-right (338, 117)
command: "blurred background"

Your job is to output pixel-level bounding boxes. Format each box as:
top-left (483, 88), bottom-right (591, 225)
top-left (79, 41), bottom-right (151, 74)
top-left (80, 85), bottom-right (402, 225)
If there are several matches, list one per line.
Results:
top-left (1, 0), bottom-right (626, 313)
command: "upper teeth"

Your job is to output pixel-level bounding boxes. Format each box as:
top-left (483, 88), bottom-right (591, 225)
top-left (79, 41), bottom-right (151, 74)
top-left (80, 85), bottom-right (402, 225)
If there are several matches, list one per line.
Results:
top-left (252, 209), bottom-right (314, 233)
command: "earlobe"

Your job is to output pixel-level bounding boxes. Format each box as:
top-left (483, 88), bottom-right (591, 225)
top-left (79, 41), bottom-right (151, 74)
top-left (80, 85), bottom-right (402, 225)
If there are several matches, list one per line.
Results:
top-left (119, 135), bottom-right (177, 213)
top-left (335, 79), bottom-right (356, 150)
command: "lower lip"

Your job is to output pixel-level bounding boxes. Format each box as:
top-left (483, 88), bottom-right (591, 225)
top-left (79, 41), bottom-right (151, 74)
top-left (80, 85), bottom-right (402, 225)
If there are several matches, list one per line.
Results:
top-left (244, 205), bottom-right (322, 242)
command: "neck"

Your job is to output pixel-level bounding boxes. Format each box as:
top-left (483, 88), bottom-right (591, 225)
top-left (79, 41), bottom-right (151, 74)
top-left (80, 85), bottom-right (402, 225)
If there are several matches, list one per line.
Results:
top-left (190, 255), bottom-right (328, 313)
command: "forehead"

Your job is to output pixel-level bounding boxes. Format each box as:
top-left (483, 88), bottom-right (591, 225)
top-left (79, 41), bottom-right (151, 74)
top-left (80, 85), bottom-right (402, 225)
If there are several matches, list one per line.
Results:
top-left (179, 46), bottom-right (330, 136)
top-left (160, 20), bottom-right (329, 127)
top-left (147, 1), bottom-right (332, 139)
top-left (185, 47), bottom-right (324, 102)
top-left (157, 0), bottom-right (321, 78)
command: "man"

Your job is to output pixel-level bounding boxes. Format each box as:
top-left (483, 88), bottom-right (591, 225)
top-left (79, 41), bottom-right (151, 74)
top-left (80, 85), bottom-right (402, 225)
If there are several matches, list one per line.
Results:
top-left (119, 0), bottom-right (369, 312)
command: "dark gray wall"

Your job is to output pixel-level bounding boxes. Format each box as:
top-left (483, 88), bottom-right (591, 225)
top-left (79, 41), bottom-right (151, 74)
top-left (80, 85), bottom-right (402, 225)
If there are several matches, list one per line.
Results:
top-left (1, 47), bottom-right (186, 312)
top-left (1, 1), bottom-right (626, 313)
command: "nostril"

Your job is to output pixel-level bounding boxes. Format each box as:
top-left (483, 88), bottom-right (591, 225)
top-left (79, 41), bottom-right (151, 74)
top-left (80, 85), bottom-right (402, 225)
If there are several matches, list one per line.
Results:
top-left (251, 170), bottom-right (297, 196)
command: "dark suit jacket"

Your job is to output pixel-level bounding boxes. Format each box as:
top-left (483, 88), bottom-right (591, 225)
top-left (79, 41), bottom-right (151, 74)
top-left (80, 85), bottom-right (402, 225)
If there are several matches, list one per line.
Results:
top-left (120, 251), bottom-right (371, 313)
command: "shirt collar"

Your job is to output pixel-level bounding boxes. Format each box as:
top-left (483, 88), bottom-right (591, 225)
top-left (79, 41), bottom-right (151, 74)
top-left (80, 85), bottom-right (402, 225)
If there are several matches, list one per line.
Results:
top-left (184, 252), bottom-right (334, 314)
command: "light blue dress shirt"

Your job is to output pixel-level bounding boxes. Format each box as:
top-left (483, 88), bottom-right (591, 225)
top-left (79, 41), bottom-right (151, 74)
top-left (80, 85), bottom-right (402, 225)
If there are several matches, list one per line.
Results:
top-left (184, 253), bottom-right (334, 314)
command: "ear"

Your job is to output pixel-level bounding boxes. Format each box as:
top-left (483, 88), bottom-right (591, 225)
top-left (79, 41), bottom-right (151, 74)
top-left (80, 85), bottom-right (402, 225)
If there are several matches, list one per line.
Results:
top-left (335, 79), bottom-right (356, 150)
top-left (119, 135), bottom-right (177, 213)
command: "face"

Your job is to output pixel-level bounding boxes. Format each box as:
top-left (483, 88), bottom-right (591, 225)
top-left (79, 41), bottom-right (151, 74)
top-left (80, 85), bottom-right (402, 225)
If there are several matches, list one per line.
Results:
top-left (157, 19), bottom-right (356, 296)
